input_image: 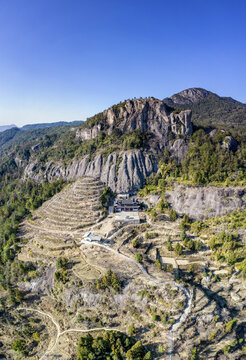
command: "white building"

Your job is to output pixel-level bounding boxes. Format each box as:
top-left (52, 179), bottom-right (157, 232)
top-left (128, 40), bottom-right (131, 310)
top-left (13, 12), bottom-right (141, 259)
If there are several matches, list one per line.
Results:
top-left (83, 232), bottom-right (102, 242)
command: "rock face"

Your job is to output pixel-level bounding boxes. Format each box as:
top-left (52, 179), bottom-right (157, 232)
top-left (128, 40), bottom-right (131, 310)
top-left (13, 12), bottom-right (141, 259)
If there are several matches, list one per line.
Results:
top-left (24, 150), bottom-right (157, 193)
top-left (222, 136), bottom-right (238, 152)
top-left (165, 184), bottom-right (246, 219)
top-left (76, 98), bottom-right (192, 149)
top-left (168, 88), bottom-right (210, 106)
top-left (24, 98), bottom-right (193, 193)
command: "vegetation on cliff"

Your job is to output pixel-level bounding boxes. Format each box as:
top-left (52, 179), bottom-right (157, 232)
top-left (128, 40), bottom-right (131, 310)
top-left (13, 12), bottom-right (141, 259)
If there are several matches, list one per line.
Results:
top-left (190, 210), bottom-right (246, 277)
top-left (141, 127), bottom-right (246, 194)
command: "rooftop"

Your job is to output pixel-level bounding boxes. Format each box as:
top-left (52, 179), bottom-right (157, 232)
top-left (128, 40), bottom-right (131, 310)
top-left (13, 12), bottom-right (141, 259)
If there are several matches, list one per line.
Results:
top-left (83, 232), bottom-right (102, 241)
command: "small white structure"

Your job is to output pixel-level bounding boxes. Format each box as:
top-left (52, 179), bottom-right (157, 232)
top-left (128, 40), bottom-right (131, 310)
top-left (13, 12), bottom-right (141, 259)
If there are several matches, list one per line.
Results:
top-left (83, 232), bottom-right (102, 242)
top-left (115, 211), bottom-right (140, 224)
top-left (118, 193), bottom-right (130, 199)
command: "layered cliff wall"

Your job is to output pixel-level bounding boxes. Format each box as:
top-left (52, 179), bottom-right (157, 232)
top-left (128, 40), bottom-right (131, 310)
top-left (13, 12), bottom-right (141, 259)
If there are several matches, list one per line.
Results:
top-left (24, 98), bottom-right (192, 193)
top-left (24, 150), bottom-right (157, 193)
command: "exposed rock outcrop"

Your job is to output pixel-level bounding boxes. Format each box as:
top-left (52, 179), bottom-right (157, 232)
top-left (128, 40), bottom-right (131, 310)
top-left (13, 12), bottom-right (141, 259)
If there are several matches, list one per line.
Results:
top-left (222, 136), bottom-right (238, 152)
top-left (76, 98), bottom-right (192, 150)
top-left (167, 88), bottom-right (210, 106)
top-left (24, 150), bottom-right (157, 193)
top-left (170, 139), bottom-right (189, 161)
top-left (76, 124), bottom-right (103, 140)
top-left (24, 98), bottom-right (193, 193)
top-left (165, 184), bottom-right (246, 219)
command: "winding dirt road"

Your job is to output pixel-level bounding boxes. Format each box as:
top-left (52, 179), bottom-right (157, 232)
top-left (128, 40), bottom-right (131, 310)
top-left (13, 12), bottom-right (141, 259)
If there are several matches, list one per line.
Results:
top-left (18, 307), bottom-right (124, 360)
top-left (80, 240), bottom-right (192, 360)
top-left (18, 239), bottom-right (191, 360)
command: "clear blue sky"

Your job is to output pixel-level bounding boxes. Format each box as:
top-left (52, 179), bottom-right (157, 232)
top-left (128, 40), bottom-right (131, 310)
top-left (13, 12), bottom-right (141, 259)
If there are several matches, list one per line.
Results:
top-left (0, 0), bottom-right (245, 126)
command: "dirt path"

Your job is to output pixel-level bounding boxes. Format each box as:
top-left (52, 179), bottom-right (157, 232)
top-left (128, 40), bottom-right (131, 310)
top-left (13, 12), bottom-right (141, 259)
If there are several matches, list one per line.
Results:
top-left (18, 238), bottom-right (192, 360)
top-left (18, 307), bottom-right (125, 360)
top-left (18, 307), bottom-right (60, 360)
top-left (80, 240), bottom-right (192, 360)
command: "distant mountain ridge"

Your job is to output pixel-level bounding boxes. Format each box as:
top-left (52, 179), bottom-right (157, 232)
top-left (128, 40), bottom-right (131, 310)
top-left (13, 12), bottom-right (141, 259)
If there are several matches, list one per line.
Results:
top-left (0, 120), bottom-right (84, 152)
top-left (0, 120), bottom-right (83, 133)
top-left (0, 124), bottom-right (16, 132)
top-left (21, 120), bottom-right (83, 131)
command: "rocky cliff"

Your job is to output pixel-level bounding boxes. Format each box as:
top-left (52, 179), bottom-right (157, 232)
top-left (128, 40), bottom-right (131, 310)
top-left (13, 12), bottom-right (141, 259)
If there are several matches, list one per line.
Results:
top-left (165, 184), bottom-right (246, 219)
top-left (76, 98), bottom-right (192, 150)
top-left (24, 150), bottom-right (157, 193)
top-left (24, 97), bottom-right (193, 193)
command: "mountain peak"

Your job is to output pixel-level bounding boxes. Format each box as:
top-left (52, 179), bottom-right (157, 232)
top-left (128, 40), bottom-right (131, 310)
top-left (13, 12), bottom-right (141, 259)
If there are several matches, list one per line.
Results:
top-left (168, 88), bottom-right (211, 106)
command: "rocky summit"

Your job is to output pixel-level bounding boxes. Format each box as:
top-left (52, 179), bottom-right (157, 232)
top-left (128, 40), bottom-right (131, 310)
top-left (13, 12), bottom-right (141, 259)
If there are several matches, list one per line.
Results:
top-left (76, 97), bottom-right (192, 143)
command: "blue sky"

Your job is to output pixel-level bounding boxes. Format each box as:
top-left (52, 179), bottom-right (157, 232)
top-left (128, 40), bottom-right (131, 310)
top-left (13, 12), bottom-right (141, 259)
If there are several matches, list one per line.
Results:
top-left (0, 0), bottom-right (245, 126)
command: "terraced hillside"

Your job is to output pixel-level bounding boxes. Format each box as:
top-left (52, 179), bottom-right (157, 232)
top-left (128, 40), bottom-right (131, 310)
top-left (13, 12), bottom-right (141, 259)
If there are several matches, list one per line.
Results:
top-left (18, 177), bottom-right (105, 263)
top-left (22, 177), bottom-right (103, 234)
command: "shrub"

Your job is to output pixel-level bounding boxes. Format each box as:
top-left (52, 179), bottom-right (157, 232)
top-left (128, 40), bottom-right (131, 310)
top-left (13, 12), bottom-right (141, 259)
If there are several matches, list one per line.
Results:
top-left (158, 345), bottom-right (165, 354)
top-left (180, 230), bottom-right (186, 241)
top-left (166, 263), bottom-right (173, 272)
top-left (135, 253), bottom-right (143, 263)
top-left (167, 236), bottom-right (173, 251)
top-left (194, 240), bottom-right (202, 251)
top-left (174, 243), bottom-right (183, 256)
top-left (132, 237), bottom-right (139, 248)
top-left (33, 331), bottom-right (40, 342)
top-left (54, 269), bottom-right (69, 284)
top-left (208, 330), bottom-right (217, 341)
top-left (128, 323), bottom-right (136, 336)
top-left (96, 269), bottom-right (122, 293)
top-left (56, 257), bottom-right (68, 269)
top-left (155, 259), bottom-right (162, 270)
top-left (190, 346), bottom-right (197, 360)
top-left (225, 318), bottom-right (237, 333)
top-left (169, 209), bottom-right (178, 221)
top-left (11, 339), bottom-right (27, 355)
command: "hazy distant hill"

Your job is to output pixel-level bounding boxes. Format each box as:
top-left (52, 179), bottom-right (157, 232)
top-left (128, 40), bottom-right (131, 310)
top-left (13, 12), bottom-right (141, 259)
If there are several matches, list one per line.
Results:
top-left (163, 88), bottom-right (246, 128)
top-left (0, 127), bottom-right (20, 148)
top-left (21, 120), bottom-right (83, 131)
top-left (0, 120), bottom-right (84, 152)
top-left (0, 124), bottom-right (16, 132)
